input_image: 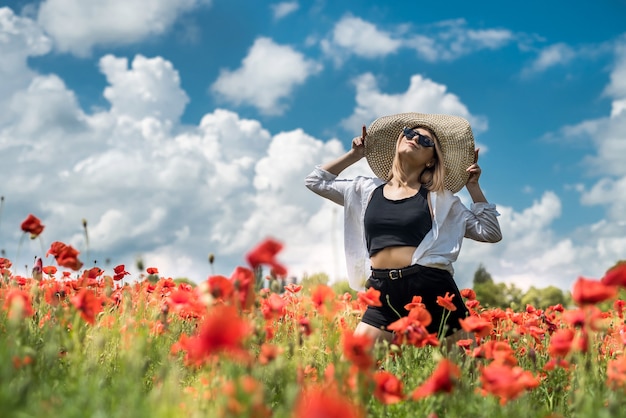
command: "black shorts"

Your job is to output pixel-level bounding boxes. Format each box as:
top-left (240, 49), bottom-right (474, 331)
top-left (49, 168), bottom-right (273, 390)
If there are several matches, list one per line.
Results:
top-left (361, 265), bottom-right (469, 337)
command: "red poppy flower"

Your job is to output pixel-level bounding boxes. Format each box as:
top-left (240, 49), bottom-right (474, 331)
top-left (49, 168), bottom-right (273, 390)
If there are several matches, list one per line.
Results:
top-left (479, 362), bottom-right (539, 405)
top-left (3, 289), bottom-right (35, 319)
top-left (293, 385), bottom-right (365, 418)
top-left (549, 303), bottom-right (565, 313)
top-left (206, 275), bottom-right (235, 300)
top-left (473, 341), bottom-right (518, 367)
top-left (342, 331), bottom-right (374, 371)
top-left (298, 317), bottom-right (312, 336)
top-left (465, 299), bottom-right (481, 311)
top-left (43, 280), bottom-right (66, 305)
top-left (373, 371), bottom-right (405, 404)
top-left (258, 343), bottom-right (283, 365)
top-left (602, 263), bottom-right (626, 287)
top-left (166, 289), bottom-right (198, 316)
top-left (311, 285), bottom-right (335, 309)
top-left (436, 292), bottom-right (457, 311)
top-left (404, 295), bottom-right (425, 310)
top-left (456, 339), bottom-right (474, 352)
top-left (82, 267), bottom-right (103, 280)
top-left (113, 264), bottom-right (130, 281)
top-left (146, 267), bottom-right (159, 275)
top-left (412, 358), bottom-right (461, 400)
top-left (284, 283), bottom-right (303, 293)
top-left (548, 329), bottom-right (575, 358)
top-left (21, 214), bottom-right (45, 238)
top-left (230, 267), bottom-right (256, 310)
top-left (572, 277), bottom-right (617, 306)
top-left (388, 306), bottom-right (438, 347)
top-left (175, 305), bottom-right (251, 365)
top-left (47, 241), bottom-right (83, 271)
top-left (245, 238), bottom-right (288, 277)
top-left (459, 316), bottom-right (493, 338)
top-left (408, 305), bottom-right (433, 326)
top-left (357, 287), bottom-right (382, 307)
top-left (562, 306), bottom-right (604, 330)
top-left (42, 265), bottom-right (57, 276)
top-left (460, 288), bottom-right (477, 300)
top-left (0, 257), bottom-right (12, 270)
top-left (260, 293), bottom-right (287, 320)
top-left (70, 288), bottom-right (103, 324)
top-left (607, 355), bottom-right (626, 389)
top-left (615, 299), bottom-right (625, 319)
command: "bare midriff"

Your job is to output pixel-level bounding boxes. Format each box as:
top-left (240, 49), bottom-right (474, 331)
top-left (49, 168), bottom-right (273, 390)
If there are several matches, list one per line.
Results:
top-left (369, 246), bottom-right (416, 269)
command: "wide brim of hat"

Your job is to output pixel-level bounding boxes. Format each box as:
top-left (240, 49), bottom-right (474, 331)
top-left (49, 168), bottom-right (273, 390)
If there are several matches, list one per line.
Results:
top-left (364, 112), bottom-right (475, 193)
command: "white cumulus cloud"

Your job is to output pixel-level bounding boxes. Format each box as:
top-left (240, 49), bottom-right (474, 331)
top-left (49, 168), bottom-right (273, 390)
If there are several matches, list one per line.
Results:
top-left (100, 54), bottom-right (190, 122)
top-left (404, 19), bottom-right (514, 62)
top-left (36, 0), bottom-right (211, 56)
top-left (341, 72), bottom-right (488, 134)
top-left (211, 37), bottom-right (323, 115)
top-left (271, 1), bottom-right (299, 20)
top-left (0, 7), bottom-right (52, 123)
top-left (321, 15), bottom-right (402, 64)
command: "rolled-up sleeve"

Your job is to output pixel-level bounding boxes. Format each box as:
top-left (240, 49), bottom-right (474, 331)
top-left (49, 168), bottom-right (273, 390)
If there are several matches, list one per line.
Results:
top-left (304, 166), bottom-right (353, 206)
top-left (464, 202), bottom-right (502, 243)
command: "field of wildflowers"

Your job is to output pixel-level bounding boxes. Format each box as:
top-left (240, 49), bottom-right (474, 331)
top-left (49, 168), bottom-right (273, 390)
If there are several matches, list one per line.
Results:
top-left (2, 213), bottom-right (626, 417)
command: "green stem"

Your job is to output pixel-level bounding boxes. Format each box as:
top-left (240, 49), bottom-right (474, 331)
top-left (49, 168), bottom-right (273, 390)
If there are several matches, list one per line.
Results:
top-left (438, 309), bottom-right (452, 340)
top-left (386, 295), bottom-right (402, 319)
top-left (82, 219), bottom-right (91, 265)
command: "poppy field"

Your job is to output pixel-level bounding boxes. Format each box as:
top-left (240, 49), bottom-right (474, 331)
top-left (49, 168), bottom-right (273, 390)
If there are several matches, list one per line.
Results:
top-left (3, 214), bottom-right (626, 417)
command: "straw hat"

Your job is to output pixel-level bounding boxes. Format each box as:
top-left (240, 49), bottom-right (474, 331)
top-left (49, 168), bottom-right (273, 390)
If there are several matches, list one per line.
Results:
top-left (364, 112), bottom-right (475, 193)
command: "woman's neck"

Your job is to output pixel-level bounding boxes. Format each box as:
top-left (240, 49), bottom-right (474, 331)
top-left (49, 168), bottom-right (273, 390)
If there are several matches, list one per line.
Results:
top-left (390, 161), bottom-right (423, 188)
top-left (389, 176), bottom-right (421, 189)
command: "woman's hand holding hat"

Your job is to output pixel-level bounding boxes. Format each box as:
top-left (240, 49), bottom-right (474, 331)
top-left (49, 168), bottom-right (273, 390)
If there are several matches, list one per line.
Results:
top-left (465, 148), bottom-right (488, 203)
top-left (320, 125), bottom-right (368, 175)
top-left (350, 125), bottom-right (367, 159)
top-left (466, 149), bottom-right (482, 185)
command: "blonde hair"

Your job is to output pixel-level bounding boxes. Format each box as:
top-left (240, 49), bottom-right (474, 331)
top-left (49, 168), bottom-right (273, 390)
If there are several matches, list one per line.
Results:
top-left (387, 126), bottom-right (446, 192)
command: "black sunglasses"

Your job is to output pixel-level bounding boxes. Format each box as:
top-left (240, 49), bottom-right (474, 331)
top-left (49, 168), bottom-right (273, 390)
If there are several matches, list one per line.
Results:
top-left (402, 127), bottom-right (435, 148)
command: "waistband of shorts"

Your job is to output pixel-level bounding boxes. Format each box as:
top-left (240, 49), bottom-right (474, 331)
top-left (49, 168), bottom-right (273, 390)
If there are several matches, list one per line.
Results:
top-left (370, 264), bottom-right (423, 280)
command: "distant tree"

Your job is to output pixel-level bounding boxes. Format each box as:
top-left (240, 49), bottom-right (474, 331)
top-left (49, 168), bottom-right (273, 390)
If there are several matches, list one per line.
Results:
top-left (174, 277), bottom-right (196, 287)
top-left (472, 264), bottom-right (508, 308)
top-left (332, 280), bottom-right (357, 299)
top-left (504, 282), bottom-right (523, 310)
top-left (520, 286), bottom-right (542, 309)
top-left (541, 286), bottom-right (568, 307)
top-left (475, 281), bottom-right (508, 308)
top-left (473, 264), bottom-right (493, 285)
top-left (521, 285), bottom-right (569, 309)
top-left (300, 272), bottom-right (330, 293)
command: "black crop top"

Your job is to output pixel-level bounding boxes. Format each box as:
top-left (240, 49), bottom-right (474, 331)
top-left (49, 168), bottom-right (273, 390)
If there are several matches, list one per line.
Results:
top-left (363, 184), bottom-right (432, 257)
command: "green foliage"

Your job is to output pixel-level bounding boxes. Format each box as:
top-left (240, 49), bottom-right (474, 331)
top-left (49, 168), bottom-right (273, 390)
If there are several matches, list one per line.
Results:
top-left (331, 279), bottom-right (357, 298)
top-left (473, 264), bottom-right (493, 285)
top-left (173, 277), bottom-right (196, 287)
top-left (299, 272), bottom-right (330, 292)
top-left (472, 264), bottom-right (571, 309)
top-left (2, 260), bottom-right (626, 417)
top-left (520, 286), bottom-right (571, 309)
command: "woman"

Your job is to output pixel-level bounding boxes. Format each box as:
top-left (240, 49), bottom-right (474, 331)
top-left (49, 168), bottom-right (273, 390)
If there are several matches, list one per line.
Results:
top-left (305, 113), bottom-right (502, 344)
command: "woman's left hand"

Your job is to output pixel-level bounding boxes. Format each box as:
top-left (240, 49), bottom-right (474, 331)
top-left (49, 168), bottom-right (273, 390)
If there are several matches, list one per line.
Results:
top-left (466, 149), bottom-right (481, 184)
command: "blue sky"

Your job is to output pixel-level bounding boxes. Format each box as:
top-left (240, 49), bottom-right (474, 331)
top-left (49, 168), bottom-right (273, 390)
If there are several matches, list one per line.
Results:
top-left (1, 0), bottom-right (625, 291)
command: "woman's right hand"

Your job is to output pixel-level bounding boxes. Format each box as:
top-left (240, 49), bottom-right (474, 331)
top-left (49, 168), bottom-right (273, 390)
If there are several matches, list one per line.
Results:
top-left (320, 125), bottom-right (367, 174)
top-left (350, 125), bottom-right (367, 159)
